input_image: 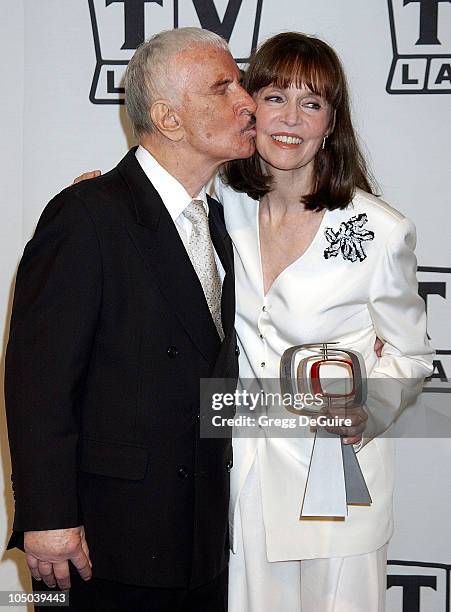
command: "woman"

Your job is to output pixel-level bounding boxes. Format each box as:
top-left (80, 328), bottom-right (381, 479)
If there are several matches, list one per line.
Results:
top-left (213, 32), bottom-right (433, 612)
top-left (75, 32), bottom-right (432, 611)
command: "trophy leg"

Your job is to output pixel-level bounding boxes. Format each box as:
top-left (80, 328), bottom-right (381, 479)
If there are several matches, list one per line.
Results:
top-left (342, 441), bottom-right (372, 506)
top-left (300, 427), bottom-right (347, 519)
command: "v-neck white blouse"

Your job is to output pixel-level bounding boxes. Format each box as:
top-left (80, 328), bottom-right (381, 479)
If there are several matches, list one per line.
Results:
top-left (214, 177), bottom-right (433, 561)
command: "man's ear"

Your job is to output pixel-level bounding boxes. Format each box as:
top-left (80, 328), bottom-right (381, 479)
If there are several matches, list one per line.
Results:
top-left (150, 100), bottom-right (184, 142)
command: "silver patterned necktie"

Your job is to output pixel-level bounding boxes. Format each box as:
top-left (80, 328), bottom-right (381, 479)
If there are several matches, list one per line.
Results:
top-left (183, 199), bottom-right (224, 340)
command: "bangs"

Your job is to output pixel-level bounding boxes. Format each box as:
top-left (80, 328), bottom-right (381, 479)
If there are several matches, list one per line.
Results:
top-left (245, 33), bottom-right (344, 106)
top-left (271, 55), bottom-right (340, 104)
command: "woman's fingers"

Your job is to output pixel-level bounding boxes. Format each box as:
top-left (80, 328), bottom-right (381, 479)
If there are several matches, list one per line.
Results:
top-left (73, 170), bottom-right (101, 185)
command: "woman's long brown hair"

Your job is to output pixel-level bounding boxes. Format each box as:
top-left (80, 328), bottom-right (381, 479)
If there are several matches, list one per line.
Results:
top-left (221, 32), bottom-right (376, 210)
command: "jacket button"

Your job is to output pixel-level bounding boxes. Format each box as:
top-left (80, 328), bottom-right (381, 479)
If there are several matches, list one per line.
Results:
top-left (226, 459), bottom-right (233, 472)
top-left (235, 345), bottom-right (240, 356)
top-left (167, 346), bottom-right (179, 359)
top-left (177, 466), bottom-right (189, 479)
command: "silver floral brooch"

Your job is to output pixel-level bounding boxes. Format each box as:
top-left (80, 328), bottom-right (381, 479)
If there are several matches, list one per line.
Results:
top-left (324, 213), bottom-right (374, 262)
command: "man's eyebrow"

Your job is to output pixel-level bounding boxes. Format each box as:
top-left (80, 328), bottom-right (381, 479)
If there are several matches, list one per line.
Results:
top-left (210, 78), bottom-right (232, 89)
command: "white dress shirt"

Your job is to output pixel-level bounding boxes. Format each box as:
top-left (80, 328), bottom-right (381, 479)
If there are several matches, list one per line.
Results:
top-left (135, 145), bottom-right (225, 281)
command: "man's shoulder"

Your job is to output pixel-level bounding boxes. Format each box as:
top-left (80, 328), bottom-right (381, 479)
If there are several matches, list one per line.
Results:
top-left (55, 148), bottom-right (140, 212)
top-left (64, 165), bottom-right (126, 203)
top-left (48, 166), bottom-right (130, 225)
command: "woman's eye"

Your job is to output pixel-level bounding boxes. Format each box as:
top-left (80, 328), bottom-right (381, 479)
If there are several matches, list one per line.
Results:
top-left (264, 95), bottom-right (283, 102)
top-left (304, 102), bottom-right (321, 110)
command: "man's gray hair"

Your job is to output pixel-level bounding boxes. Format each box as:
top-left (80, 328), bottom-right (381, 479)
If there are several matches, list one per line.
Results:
top-left (125, 27), bottom-right (229, 137)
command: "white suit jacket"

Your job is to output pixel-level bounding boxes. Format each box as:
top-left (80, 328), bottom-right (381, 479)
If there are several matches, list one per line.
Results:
top-left (214, 179), bottom-right (434, 561)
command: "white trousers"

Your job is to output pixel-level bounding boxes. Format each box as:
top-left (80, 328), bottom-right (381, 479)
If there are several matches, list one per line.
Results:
top-left (229, 458), bottom-right (387, 612)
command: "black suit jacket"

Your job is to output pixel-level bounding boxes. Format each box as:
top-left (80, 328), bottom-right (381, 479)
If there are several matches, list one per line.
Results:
top-left (5, 148), bottom-right (238, 589)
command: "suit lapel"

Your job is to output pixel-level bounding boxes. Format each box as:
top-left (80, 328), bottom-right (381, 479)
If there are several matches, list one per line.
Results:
top-left (117, 149), bottom-right (221, 364)
top-left (208, 197), bottom-right (235, 337)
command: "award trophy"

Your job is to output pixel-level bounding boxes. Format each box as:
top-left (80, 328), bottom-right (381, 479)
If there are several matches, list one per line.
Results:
top-left (280, 343), bottom-right (371, 519)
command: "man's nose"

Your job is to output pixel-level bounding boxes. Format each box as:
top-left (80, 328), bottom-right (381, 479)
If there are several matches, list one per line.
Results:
top-left (236, 86), bottom-right (257, 115)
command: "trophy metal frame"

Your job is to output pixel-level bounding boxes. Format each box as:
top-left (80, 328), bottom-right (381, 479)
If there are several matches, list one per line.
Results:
top-left (280, 342), bottom-right (367, 414)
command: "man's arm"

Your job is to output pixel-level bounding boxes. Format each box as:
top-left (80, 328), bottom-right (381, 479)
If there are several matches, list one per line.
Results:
top-left (5, 190), bottom-right (102, 587)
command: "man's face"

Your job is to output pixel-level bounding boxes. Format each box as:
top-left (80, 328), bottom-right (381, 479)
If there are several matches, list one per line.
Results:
top-left (172, 44), bottom-right (257, 166)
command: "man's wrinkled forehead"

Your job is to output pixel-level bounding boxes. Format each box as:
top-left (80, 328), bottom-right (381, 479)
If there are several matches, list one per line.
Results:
top-left (171, 43), bottom-right (239, 94)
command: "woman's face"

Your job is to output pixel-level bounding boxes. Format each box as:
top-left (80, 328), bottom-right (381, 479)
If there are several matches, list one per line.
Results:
top-left (253, 83), bottom-right (333, 175)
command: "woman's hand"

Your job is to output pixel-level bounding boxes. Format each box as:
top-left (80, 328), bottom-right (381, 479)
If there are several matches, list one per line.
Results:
top-left (374, 337), bottom-right (383, 358)
top-left (323, 402), bottom-right (368, 445)
top-left (73, 170), bottom-right (101, 185)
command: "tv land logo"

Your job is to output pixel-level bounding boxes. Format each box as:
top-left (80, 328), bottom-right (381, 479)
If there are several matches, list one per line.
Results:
top-left (418, 266), bottom-right (451, 393)
top-left (88, 0), bottom-right (263, 104)
top-left (387, 0), bottom-right (451, 94)
top-left (387, 561), bottom-right (451, 611)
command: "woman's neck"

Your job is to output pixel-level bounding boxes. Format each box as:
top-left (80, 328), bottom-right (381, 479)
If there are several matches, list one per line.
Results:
top-left (263, 164), bottom-right (314, 216)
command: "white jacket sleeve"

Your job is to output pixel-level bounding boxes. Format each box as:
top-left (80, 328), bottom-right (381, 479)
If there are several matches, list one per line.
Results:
top-left (363, 216), bottom-right (434, 439)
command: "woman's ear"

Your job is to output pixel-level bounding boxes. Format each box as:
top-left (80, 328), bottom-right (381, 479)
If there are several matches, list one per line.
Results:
top-left (149, 100), bottom-right (184, 142)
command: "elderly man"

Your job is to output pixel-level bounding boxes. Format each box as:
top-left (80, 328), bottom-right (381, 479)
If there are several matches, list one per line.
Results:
top-left (5, 27), bottom-right (256, 611)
